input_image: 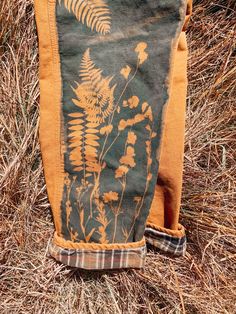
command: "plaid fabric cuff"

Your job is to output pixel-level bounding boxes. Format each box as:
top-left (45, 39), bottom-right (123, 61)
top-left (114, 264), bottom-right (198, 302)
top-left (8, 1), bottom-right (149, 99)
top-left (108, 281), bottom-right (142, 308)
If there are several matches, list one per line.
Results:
top-left (48, 241), bottom-right (147, 270)
top-left (144, 226), bottom-right (187, 256)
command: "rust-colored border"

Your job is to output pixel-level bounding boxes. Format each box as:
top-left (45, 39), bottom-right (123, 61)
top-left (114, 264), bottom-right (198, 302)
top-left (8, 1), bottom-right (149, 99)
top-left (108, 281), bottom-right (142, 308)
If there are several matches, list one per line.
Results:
top-left (53, 232), bottom-right (146, 250)
top-left (34, 0), bottom-right (64, 235)
top-left (146, 223), bottom-right (185, 238)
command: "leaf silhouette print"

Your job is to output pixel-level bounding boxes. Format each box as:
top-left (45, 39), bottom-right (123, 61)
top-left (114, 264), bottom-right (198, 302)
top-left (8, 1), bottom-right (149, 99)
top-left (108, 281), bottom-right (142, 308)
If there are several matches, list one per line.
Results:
top-left (120, 65), bottom-right (131, 80)
top-left (135, 42), bottom-right (148, 65)
top-left (68, 48), bottom-right (116, 184)
top-left (123, 95), bottom-right (140, 109)
top-left (72, 48), bottom-right (116, 124)
top-left (58, 0), bottom-right (111, 35)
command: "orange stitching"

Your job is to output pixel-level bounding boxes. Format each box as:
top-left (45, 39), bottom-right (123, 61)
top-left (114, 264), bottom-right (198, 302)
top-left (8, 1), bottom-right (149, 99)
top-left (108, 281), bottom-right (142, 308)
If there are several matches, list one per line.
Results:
top-left (146, 223), bottom-right (185, 238)
top-left (53, 231), bottom-right (146, 250)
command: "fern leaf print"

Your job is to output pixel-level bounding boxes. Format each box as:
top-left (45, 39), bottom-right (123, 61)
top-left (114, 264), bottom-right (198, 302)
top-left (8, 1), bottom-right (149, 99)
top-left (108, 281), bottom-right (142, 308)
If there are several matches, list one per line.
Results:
top-left (58, 0), bottom-right (111, 34)
top-left (68, 48), bottom-right (116, 178)
top-left (73, 48), bottom-right (115, 123)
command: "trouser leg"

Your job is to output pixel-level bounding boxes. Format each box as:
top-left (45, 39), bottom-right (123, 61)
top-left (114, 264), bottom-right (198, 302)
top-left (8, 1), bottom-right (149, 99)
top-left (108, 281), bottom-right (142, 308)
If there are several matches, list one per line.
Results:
top-left (34, 0), bottom-right (190, 269)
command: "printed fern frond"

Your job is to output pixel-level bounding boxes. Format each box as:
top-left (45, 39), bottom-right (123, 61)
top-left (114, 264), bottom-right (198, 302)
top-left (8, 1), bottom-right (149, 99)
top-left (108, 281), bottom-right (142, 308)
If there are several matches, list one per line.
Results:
top-left (59, 0), bottom-right (111, 35)
top-left (73, 48), bottom-right (116, 123)
top-left (79, 48), bottom-right (102, 89)
top-left (68, 48), bottom-right (116, 175)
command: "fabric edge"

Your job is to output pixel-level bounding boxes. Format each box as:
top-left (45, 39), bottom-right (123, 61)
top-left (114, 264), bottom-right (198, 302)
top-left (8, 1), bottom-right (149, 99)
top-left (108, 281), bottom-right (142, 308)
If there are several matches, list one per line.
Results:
top-left (34, 0), bottom-right (65, 235)
top-left (48, 240), bottom-right (147, 270)
top-left (145, 224), bottom-right (187, 256)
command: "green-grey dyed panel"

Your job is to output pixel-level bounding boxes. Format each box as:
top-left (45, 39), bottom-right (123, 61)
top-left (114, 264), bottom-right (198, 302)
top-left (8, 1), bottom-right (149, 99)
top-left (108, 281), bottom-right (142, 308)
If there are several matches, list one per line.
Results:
top-left (56, 0), bottom-right (185, 243)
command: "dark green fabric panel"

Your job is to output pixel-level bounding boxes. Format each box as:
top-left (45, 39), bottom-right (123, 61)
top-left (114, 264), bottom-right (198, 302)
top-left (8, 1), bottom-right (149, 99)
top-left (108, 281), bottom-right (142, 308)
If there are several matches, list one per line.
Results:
top-left (56, 0), bottom-right (185, 243)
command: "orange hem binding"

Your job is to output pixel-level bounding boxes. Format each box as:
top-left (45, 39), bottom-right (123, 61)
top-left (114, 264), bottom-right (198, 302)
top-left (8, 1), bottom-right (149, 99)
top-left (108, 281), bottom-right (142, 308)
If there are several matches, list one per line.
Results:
top-left (145, 224), bottom-right (187, 256)
top-left (146, 223), bottom-right (185, 238)
top-left (53, 231), bottom-right (146, 250)
top-left (49, 233), bottom-right (147, 270)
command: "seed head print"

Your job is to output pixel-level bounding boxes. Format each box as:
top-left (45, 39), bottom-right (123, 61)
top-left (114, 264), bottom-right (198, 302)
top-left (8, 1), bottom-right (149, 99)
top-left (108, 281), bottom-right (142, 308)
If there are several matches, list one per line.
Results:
top-left (135, 42), bottom-right (148, 65)
top-left (103, 191), bottom-right (119, 203)
top-left (58, 0), bottom-right (111, 34)
top-left (120, 65), bottom-right (131, 80)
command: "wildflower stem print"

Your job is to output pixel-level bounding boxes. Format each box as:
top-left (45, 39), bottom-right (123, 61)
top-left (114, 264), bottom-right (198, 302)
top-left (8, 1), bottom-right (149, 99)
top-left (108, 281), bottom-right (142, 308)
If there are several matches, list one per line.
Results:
top-left (63, 41), bottom-right (155, 244)
top-left (99, 42), bottom-right (148, 169)
top-left (126, 116), bottom-right (154, 242)
top-left (68, 48), bottom-right (116, 217)
top-left (99, 58), bottom-right (140, 166)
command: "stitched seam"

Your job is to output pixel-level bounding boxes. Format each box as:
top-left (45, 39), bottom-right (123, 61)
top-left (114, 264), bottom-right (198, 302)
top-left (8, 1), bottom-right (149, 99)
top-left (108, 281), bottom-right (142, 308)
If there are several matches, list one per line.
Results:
top-left (47, 0), bottom-right (64, 235)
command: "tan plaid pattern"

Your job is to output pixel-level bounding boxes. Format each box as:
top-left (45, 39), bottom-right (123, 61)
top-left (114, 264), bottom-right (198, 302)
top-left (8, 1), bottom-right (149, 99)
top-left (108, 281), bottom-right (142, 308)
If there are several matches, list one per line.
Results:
top-left (48, 227), bottom-right (186, 269)
top-left (145, 227), bottom-right (187, 256)
top-left (49, 241), bottom-right (147, 270)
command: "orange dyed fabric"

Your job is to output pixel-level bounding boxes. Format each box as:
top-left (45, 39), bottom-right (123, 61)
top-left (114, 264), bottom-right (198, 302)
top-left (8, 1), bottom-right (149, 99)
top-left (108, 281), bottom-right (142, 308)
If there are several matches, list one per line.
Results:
top-left (34, 0), bottom-right (192, 270)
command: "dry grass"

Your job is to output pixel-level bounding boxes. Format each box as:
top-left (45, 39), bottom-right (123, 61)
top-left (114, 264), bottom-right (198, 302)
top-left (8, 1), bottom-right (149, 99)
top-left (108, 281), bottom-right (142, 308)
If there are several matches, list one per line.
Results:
top-left (0, 0), bottom-right (236, 313)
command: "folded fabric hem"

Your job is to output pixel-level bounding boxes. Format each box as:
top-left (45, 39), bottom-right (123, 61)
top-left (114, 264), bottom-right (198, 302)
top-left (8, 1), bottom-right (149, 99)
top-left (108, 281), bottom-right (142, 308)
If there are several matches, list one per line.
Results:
top-left (49, 226), bottom-right (186, 269)
top-left (49, 241), bottom-right (147, 270)
top-left (145, 223), bottom-right (187, 256)
top-left (53, 231), bottom-right (146, 250)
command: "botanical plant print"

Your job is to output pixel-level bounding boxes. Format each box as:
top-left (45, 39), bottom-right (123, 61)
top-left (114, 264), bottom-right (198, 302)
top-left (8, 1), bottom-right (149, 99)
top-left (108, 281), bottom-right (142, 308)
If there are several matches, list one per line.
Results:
top-left (63, 41), bottom-right (156, 244)
top-left (58, 0), bottom-right (111, 34)
top-left (56, 0), bottom-right (185, 243)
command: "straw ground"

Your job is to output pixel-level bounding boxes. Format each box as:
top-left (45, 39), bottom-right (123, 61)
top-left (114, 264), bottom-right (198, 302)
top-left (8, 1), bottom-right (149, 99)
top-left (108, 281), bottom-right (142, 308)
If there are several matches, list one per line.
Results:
top-left (0, 0), bottom-right (235, 313)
